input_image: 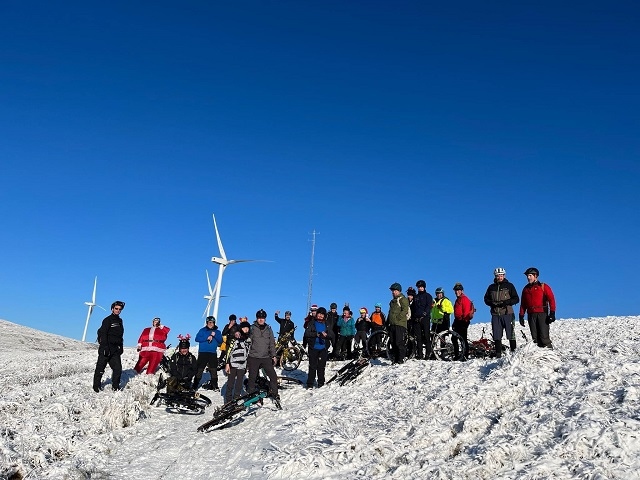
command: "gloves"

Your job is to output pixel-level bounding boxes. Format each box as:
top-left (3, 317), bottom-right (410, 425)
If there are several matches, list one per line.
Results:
top-left (546, 311), bottom-right (556, 324)
top-left (519, 315), bottom-right (525, 327)
top-left (493, 301), bottom-right (504, 308)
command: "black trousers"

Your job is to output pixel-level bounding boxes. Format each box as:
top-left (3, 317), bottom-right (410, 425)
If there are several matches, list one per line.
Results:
top-left (93, 352), bottom-right (122, 390)
top-left (194, 351), bottom-right (218, 388)
top-left (307, 347), bottom-right (329, 387)
top-left (389, 324), bottom-right (407, 362)
top-left (246, 356), bottom-right (278, 395)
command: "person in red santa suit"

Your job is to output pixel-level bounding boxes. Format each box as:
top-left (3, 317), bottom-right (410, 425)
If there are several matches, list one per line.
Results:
top-left (134, 317), bottom-right (170, 374)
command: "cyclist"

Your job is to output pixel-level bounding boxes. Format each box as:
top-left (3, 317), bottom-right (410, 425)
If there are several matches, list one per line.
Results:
top-left (519, 267), bottom-right (556, 349)
top-left (336, 306), bottom-right (356, 360)
top-left (224, 320), bottom-right (252, 403)
top-left (406, 287), bottom-right (422, 359)
top-left (414, 280), bottom-right (433, 359)
top-left (274, 310), bottom-right (295, 340)
top-left (326, 302), bottom-right (340, 359)
top-left (193, 316), bottom-right (223, 390)
top-left (369, 303), bottom-right (386, 352)
top-left (246, 309), bottom-right (279, 399)
top-left (452, 283), bottom-right (474, 358)
top-left (483, 267), bottom-right (520, 356)
top-left (304, 306), bottom-right (334, 388)
top-left (167, 336), bottom-right (198, 393)
top-left (353, 307), bottom-right (370, 352)
top-left (388, 282), bottom-right (410, 363)
top-left (134, 317), bottom-right (170, 375)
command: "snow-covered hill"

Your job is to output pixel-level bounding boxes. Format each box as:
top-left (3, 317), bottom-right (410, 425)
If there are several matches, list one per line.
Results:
top-left (1, 317), bottom-right (639, 479)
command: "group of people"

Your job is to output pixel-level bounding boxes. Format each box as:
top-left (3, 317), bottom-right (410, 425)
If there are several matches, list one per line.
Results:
top-left (92, 266), bottom-right (556, 396)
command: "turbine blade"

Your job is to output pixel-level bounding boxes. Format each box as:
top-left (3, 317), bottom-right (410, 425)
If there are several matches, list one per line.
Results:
top-left (212, 213), bottom-right (227, 261)
top-left (228, 259), bottom-right (273, 264)
top-left (92, 277), bottom-right (98, 303)
top-left (206, 269), bottom-right (213, 295)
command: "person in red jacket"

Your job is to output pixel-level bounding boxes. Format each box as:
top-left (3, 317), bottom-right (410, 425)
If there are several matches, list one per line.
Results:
top-left (134, 317), bottom-right (171, 374)
top-left (519, 267), bottom-right (556, 348)
top-left (452, 283), bottom-right (473, 359)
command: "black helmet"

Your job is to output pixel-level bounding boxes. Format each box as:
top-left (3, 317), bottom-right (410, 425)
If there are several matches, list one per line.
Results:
top-left (524, 267), bottom-right (540, 276)
top-left (406, 287), bottom-right (417, 296)
top-left (206, 316), bottom-right (216, 326)
top-left (229, 314), bottom-right (237, 321)
top-left (453, 282), bottom-right (464, 291)
top-left (416, 280), bottom-right (426, 288)
top-left (256, 309), bottom-right (267, 319)
top-left (284, 310), bottom-right (292, 316)
top-left (111, 300), bottom-right (125, 310)
top-left (330, 302), bottom-right (338, 309)
top-left (435, 287), bottom-right (444, 295)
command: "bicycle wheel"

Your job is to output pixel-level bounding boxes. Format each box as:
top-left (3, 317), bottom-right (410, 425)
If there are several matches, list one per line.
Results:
top-left (277, 376), bottom-right (303, 388)
top-left (405, 335), bottom-right (417, 360)
top-left (281, 345), bottom-right (302, 371)
top-left (197, 404), bottom-right (245, 431)
top-left (432, 330), bottom-right (466, 361)
top-left (366, 330), bottom-right (391, 359)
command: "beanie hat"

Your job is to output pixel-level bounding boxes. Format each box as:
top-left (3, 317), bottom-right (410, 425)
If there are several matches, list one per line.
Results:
top-left (330, 302), bottom-right (338, 309)
top-left (239, 321), bottom-right (251, 330)
top-left (389, 282), bottom-right (402, 291)
top-left (229, 314), bottom-right (237, 321)
top-left (310, 304), bottom-right (318, 311)
top-left (316, 306), bottom-right (327, 316)
top-left (406, 287), bottom-right (417, 296)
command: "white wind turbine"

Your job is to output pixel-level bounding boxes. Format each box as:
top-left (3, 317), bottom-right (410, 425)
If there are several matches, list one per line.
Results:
top-left (82, 276), bottom-right (106, 342)
top-left (203, 269), bottom-right (219, 318)
top-left (210, 213), bottom-right (271, 320)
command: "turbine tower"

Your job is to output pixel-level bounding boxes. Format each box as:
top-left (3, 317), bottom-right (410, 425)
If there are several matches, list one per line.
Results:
top-left (203, 269), bottom-right (218, 318)
top-left (82, 276), bottom-right (106, 342)
top-left (210, 213), bottom-right (270, 320)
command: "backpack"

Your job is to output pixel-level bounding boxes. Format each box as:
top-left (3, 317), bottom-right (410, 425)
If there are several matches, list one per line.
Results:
top-left (467, 299), bottom-right (476, 321)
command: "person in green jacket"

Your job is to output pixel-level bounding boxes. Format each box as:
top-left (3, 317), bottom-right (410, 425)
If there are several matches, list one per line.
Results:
top-left (387, 282), bottom-right (410, 363)
top-left (431, 287), bottom-right (454, 335)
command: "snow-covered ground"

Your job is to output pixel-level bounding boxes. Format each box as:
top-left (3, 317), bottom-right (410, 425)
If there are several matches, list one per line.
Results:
top-left (1, 316), bottom-right (639, 479)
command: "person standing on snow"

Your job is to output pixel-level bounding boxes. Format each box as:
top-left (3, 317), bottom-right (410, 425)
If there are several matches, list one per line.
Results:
top-left (414, 280), bottom-right (432, 359)
top-left (134, 317), bottom-right (170, 374)
top-left (224, 320), bottom-right (252, 403)
top-left (452, 283), bottom-right (474, 359)
top-left (193, 316), bottom-right (223, 390)
top-left (484, 267), bottom-right (520, 357)
top-left (304, 306), bottom-right (334, 388)
top-left (388, 282), bottom-right (410, 363)
top-left (246, 309), bottom-right (279, 399)
top-left (93, 300), bottom-right (125, 392)
top-left (519, 267), bottom-right (557, 349)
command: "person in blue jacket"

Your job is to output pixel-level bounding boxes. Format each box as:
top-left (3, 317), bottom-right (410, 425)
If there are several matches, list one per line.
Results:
top-left (193, 316), bottom-right (223, 390)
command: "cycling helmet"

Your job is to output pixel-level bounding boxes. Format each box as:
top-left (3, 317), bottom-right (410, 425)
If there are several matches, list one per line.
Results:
top-left (435, 287), bottom-right (445, 295)
top-left (494, 267), bottom-right (506, 276)
top-left (524, 267), bottom-right (539, 276)
top-left (416, 280), bottom-right (426, 288)
top-left (256, 309), bottom-right (267, 319)
top-left (360, 307), bottom-right (368, 314)
top-left (453, 282), bottom-right (464, 291)
top-left (229, 314), bottom-right (237, 321)
top-left (406, 287), bottom-right (417, 296)
top-left (284, 310), bottom-right (292, 316)
top-left (330, 302), bottom-right (338, 309)
top-left (374, 302), bottom-right (382, 308)
top-left (206, 316), bottom-right (216, 325)
top-left (111, 300), bottom-right (125, 310)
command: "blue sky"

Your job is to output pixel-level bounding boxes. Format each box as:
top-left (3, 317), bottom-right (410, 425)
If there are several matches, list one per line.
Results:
top-left (1, 1), bottom-right (638, 346)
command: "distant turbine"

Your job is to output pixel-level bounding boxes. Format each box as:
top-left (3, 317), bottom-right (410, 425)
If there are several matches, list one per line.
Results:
top-left (82, 276), bottom-right (106, 342)
top-left (203, 269), bottom-right (218, 318)
top-left (210, 213), bottom-right (271, 320)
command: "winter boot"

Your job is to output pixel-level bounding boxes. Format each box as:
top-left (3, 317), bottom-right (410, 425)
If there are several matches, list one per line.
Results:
top-left (509, 339), bottom-right (517, 352)
top-left (494, 340), bottom-right (503, 358)
top-left (192, 379), bottom-right (200, 390)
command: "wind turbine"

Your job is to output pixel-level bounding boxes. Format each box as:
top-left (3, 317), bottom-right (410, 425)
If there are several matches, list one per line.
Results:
top-left (82, 276), bottom-right (106, 342)
top-left (210, 213), bottom-right (270, 320)
top-left (203, 269), bottom-right (218, 318)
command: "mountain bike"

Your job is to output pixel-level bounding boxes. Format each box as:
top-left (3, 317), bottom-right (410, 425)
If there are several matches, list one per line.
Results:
top-left (327, 356), bottom-right (370, 386)
top-left (197, 371), bottom-right (282, 432)
top-left (365, 327), bottom-right (418, 361)
top-left (431, 329), bottom-right (466, 361)
top-left (150, 344), bottom-right (212, 414)
top-left (275, 328), bottom-right (306, 371)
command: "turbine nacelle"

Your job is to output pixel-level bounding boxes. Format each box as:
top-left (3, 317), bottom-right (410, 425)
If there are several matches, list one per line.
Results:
top-left (210, 256), bottom-right (229, 266)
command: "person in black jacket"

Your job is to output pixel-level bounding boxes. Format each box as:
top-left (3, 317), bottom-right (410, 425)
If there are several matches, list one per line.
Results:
top-left (414, 280), bottom-right (433, 359)
top-left (93, 300), bottom-right (125, 392)
top-left (274, 310), bottom-right (295, 339)
top-left (167, 336), bottom-right (198, 393)
top-left (304, 307), bottom-right (335, 388)
top-left (483, 267), bottom-right (520, 356)
top-left (326, 302), bottom-right (340, 359)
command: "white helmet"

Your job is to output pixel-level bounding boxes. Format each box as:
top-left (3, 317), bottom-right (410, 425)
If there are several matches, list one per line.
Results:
top-left (493, 267), bottom-right (506, 276)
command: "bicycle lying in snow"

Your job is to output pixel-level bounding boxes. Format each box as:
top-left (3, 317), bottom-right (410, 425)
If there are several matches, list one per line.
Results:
top-left (149, 345), bottom-right (212, 415)
top-left (197, 370), bottom-right (283, 432)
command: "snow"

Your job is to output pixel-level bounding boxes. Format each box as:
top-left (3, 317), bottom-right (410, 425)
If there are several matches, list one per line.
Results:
top-left (1, 316), bottom-right (640, 479)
